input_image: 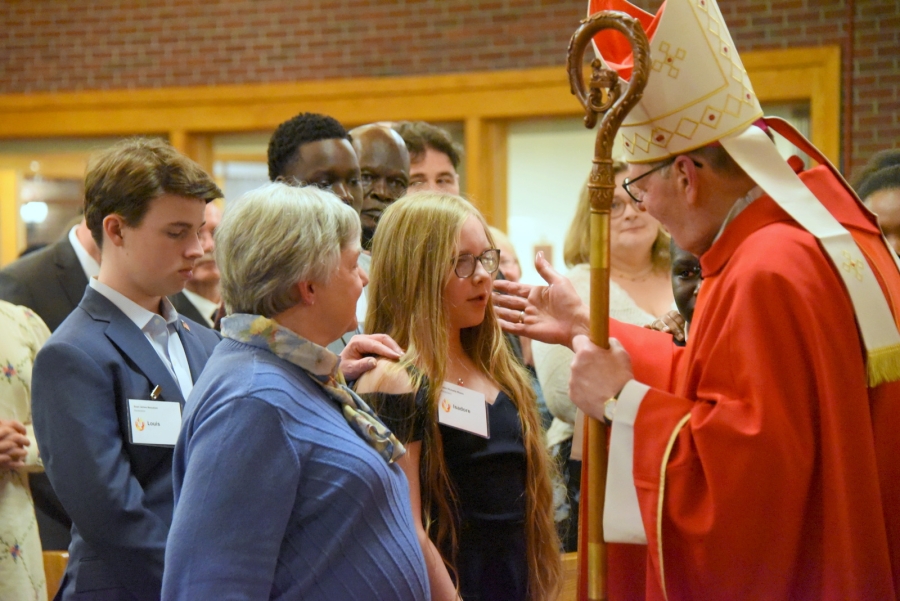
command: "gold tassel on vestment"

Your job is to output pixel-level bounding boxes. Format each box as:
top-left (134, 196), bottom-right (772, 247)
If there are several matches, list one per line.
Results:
top-left (867, 343), bottom-right (900, 387)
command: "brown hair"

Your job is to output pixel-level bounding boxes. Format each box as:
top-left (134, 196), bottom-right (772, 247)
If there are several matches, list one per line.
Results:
top-left (392, 121), bottom-right (463, 169)
top-left (564, 161), bottom-right (670, 271)
top-left (84, 137), bottom-right (222, 247)
top-left (366, 192), bottom-right (561, 600)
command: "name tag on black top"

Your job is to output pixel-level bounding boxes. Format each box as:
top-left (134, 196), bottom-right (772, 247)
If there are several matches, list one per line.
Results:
top-left (438, 383), bottom-right (490, 438)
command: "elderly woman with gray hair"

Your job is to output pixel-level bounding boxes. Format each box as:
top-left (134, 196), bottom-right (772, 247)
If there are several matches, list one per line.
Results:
top-left (162, 183), bottom-right (430, 600)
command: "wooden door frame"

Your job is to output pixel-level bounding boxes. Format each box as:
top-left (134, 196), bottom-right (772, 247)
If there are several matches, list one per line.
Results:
top-left (0, 45), bottom-right (840, 264)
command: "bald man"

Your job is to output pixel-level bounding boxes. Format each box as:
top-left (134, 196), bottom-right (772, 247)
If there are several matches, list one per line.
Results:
top-left (349, 124), bottom-right (410, 250)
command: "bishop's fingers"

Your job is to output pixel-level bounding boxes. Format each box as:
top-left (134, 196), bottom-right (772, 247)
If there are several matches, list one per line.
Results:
top-left (494, 304), bottom-right (528, 324)
top-left (491, 290), bottom-right (528, 312)
top-left (492, 278), bottom-right (534, 299)
top-left (496, 315), bottom-right (527, 336)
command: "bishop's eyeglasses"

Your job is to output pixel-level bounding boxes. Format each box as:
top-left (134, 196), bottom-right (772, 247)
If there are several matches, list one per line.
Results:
top-left (621, 158), bottom-right (677, 203)
top-left (622, 157), bottom-right (702, 203)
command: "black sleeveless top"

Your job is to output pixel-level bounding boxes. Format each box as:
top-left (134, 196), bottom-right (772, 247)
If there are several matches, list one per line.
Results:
top-left (360, 383), bottom-right (529, 601)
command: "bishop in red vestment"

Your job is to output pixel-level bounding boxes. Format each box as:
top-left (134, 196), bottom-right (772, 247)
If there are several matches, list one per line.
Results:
top-left (494, 0), bottom-right (900, 598)
top-left (496, 157), bottom-right (900, 601)
top-left (601, 163), bottom-right (900, 600)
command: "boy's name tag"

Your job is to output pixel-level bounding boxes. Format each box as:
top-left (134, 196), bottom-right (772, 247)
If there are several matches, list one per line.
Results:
top-left (127, 399), bottom-right (182, 447)
top-left (438, 383), bottom-right (490, 438)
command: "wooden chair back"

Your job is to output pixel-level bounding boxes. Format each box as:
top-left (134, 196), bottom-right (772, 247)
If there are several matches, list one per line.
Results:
top-left (42, 550), bottom-right (68, 601)
top-left (558, 551), bottom-right (578, 601)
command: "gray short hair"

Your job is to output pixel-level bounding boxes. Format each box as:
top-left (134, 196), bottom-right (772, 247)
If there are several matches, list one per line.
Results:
top-left (216, 182), bottom-right (361, 317)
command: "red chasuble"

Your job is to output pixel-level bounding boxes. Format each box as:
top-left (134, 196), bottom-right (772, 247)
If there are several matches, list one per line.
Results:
top-left (608, 165), bottom-right (900, 600)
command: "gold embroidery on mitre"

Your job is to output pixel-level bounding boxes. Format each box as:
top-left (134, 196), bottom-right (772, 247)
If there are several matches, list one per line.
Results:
top-left (604, 0), bottom-right (765, 161)
top-left (841, 250), bottom-right (866, 282)
top-left (675, 117), bottom-right (700, 140)
top-left (700, 106), bottom-right (724, 129)
top-left (653, 42), bottom-right (686, 78)
top-left (650, 127), bottom-right (675, 148)
top-left (724, 94), bottom-right (744, 117)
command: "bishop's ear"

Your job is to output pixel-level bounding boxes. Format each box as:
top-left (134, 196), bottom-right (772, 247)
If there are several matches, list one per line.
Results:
top-left (673, 155), bottom-right (703, 205)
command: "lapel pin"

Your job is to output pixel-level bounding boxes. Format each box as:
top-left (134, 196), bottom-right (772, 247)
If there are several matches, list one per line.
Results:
top-left (150, 385), bottom-right (162, 400)
top-left (181, 320), bottom-right (190, 332)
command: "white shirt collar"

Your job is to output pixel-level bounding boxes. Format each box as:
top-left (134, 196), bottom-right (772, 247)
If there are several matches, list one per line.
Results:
top-left (181, 288), bottom-right (219, 327)
top-left (712, 185), bottom-right (766, 245)
top-left (68, 226), bottom-right (100, 280)
top-left (89, 278), bottom-right (179, 330)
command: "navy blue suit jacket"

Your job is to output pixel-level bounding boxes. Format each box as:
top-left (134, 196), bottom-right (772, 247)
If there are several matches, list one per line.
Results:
top-left (32, 286), bottom-right (220, 601)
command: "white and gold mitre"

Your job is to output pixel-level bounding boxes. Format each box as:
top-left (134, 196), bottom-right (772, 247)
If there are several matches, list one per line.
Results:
top-left (589, 0), bottom-right (763, 163)
top-left (587, 0), bottom-right (900, 386)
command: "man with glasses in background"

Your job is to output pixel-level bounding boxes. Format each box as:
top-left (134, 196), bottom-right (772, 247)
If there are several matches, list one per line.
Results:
top-left (169, 201), bottom-right (223, 327)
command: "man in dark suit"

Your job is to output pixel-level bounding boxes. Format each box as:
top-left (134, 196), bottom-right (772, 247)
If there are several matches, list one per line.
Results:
top-left (0, 218), bottom-right (101, 549)
top-left (0, 219), bottom-right (98, 332)
top-left (168, 202), bottom-right (223, 327)
top-left (32, 138), bottom-right (222, 600)
top-left (167, 289), bottom-right (207, 325)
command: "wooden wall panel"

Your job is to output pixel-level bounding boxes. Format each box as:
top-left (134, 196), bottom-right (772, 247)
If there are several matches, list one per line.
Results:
top-left (0, 46), bottom-right (841, 257)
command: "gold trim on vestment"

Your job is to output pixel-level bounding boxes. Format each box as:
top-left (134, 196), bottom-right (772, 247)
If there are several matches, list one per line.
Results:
top-left (867, 343), bottom-right (900, 387)
top-left (657, 412), bottom-right (692, 601)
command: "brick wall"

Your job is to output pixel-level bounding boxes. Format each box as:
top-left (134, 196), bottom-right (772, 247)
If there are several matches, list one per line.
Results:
top-left (1, 0), bottom-right (896, 174)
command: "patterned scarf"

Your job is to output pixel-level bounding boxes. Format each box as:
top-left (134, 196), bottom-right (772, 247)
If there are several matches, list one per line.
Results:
top-left (222, 314), bottom-right (405, 464)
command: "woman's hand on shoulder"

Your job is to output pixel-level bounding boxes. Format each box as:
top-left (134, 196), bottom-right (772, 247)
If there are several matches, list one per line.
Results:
top-left (354, 358), bottom-right (416, 395)
top-left (339, 333), bottom-right (404, 381)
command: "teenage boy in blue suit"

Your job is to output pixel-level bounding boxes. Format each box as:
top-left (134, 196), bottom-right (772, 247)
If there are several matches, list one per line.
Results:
top-left (32, 138), bottom-right (222, 601)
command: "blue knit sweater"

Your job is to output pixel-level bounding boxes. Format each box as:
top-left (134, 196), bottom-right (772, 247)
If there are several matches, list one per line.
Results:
top-left (162, 339), bottom-right (430, 600)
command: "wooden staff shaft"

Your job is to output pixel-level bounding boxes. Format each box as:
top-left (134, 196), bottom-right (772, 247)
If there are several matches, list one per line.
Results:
top-left (585, 161), bottom-right (613, 600)
top-left (566, 11), bottom-right (650, 601)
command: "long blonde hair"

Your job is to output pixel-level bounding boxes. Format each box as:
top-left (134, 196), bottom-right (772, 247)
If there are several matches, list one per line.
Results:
top-left (564, 161), bottom-right (670, 270)
top-left (366, 192), bottom-right (561, 600)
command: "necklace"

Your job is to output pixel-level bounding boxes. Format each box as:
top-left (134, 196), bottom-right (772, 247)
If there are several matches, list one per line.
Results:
top-left (611, 266), bottom-right (655, 282)
top-left (457, 377), bottom-right (465, 386)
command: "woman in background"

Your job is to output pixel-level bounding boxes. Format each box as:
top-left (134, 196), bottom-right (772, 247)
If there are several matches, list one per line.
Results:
top-left (356, 193), bottom-right (561, 601)
top-left (0, 301), bottom-right (50, 601)
top-left (532, 160), bottom-right (674, 551)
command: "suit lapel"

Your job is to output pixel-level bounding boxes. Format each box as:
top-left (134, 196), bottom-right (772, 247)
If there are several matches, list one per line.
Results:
top-left (82, 288), bottom-right (186, 406)
top-left (175, 319), bottom-right (210, 383)
top-left (169, 292), bottom-right (208, 325)
top-left (54, 237), bottom-right (90, 308)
